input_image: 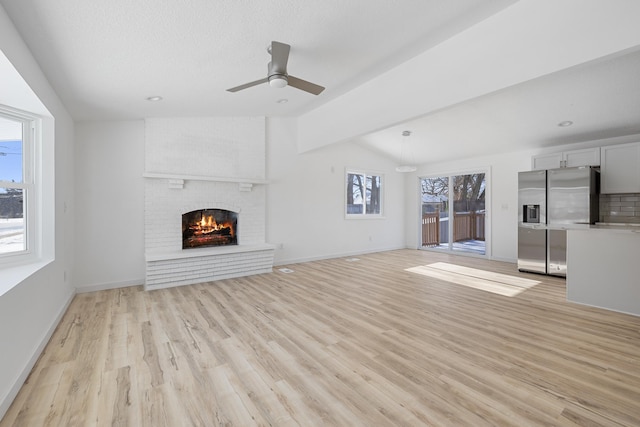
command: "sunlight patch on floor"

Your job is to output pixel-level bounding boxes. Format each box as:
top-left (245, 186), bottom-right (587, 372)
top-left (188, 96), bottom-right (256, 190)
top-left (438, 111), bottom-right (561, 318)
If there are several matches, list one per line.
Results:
top-left (406, 262), bottom-right (541, 297)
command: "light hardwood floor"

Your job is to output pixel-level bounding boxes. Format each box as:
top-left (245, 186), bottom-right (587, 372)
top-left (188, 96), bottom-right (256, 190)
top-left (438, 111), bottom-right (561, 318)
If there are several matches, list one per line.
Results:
top-left (2, 249), bottom-right (640, 426)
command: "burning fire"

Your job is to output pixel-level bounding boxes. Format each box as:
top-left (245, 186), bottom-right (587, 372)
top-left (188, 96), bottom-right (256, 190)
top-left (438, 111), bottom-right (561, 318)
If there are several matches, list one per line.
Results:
top-left (193, 215), bottom-right (235, 237)
top-left (182, 209), bottom-right (238, 249)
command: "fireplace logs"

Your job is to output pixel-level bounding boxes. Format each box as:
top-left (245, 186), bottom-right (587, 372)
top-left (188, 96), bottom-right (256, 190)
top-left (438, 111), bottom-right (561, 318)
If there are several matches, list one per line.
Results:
top-left (182, 209), bottom-right (238, 249)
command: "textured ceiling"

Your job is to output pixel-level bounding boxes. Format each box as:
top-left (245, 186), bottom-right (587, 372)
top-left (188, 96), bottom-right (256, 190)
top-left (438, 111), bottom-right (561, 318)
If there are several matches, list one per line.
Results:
top-left (0, 0), bottom-right (516, 120)
top-left (2, 0), bottom-right (640, 166)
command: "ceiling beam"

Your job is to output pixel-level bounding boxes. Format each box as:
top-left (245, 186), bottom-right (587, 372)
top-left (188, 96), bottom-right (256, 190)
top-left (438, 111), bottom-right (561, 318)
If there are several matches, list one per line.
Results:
top-left (296, 0), bottom-right (640, 153)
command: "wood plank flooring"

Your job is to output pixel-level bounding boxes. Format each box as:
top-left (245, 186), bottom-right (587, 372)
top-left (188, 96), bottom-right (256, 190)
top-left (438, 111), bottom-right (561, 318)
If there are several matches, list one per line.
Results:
top-left (2, 249), bottom-right (640, 426)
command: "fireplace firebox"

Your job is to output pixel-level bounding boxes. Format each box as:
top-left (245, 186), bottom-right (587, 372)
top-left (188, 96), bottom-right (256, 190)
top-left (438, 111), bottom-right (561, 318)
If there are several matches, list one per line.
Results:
top-left (182, 209), bottom-right (238, 249)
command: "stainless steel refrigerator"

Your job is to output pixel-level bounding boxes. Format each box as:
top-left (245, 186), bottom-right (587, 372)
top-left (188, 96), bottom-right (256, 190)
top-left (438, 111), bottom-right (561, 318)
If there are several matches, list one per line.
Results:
top-left (517, 166), bottom-right (599, 276)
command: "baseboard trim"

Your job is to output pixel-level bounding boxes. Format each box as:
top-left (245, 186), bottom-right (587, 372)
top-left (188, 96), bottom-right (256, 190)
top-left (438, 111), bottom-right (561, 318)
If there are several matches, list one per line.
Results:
top-left (274, 247), bottom-right (518, 267)
top-left (490, 255), bottom-right (517, 264)
top-left (75, 278), bottom-right (144, 294)
top-left (0, 288), bottom-right (76, 420)
top-left (273, 245), bottom-right (406, 266)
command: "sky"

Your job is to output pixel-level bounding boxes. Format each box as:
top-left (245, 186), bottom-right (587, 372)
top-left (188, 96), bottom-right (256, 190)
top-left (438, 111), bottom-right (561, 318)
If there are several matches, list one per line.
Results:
top-left (0, 140), bottom-right (23, 183)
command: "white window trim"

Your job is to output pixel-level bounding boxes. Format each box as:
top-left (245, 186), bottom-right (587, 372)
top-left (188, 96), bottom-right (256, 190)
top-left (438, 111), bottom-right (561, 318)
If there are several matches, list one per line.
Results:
top-left (0, 105), bottom-right (41, 267)
top-left (345, 169), bottom-right (385, 219)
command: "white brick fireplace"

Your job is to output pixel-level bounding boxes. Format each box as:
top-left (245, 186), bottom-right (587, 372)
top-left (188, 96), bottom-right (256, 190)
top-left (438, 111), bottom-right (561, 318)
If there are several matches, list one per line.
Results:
top-left (143, 117), bottom-right (274, 290)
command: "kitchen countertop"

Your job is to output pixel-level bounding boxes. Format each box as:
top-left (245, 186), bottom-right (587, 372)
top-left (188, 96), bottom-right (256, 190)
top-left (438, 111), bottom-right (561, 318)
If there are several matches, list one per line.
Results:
top-left (589, 222), bottom-right (640, 233)
top-left (520, 222), bottom-right (640, 232)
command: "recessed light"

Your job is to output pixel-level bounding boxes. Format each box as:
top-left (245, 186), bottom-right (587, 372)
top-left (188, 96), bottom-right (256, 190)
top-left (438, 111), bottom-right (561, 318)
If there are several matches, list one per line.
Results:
top-left (146, 96), bottom-right (163, 101)
top-left (276, 98), bottom-right (288, 104)
top-left (558, 120), bottom-right (573, 127)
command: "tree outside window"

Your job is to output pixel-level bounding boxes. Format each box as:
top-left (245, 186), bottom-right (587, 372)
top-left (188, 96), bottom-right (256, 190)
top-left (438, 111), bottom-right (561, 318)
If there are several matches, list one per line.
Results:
top-left (346, 171), bottom-right (382, 217)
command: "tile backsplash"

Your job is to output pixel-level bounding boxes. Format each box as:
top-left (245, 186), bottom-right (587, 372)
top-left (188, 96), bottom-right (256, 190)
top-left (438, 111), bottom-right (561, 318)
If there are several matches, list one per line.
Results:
top-left (600, 193), bottom-right (640, 224)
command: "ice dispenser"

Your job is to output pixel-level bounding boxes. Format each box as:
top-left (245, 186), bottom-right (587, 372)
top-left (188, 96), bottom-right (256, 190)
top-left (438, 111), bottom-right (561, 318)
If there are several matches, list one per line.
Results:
top-left (523, 204), bottom-right (540, 223)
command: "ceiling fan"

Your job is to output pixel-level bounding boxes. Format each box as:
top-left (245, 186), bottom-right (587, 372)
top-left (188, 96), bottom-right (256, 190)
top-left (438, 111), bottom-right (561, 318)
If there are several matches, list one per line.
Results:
top-left (227, 41), bottom-right (325, 95)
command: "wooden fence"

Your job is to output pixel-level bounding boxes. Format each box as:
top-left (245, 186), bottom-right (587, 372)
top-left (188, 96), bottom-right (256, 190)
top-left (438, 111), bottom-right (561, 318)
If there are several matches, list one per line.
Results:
top-left (421, 213), bottom-right (440, 247)
top-left (422, 211), bottom-right (485, 246)
top-left (453, 211), bottom-right (485, 242)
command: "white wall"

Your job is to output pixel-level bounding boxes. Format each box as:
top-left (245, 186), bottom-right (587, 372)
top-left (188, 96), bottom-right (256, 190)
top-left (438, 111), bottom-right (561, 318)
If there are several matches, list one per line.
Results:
top-left (74, 121), bottom-right (145, 291)
top-left (0, 4), bottom-right (75, 418)
top-left (73, 116), bottom-right (408, 285)
top-left (267, 117), bottom-right (406, 265)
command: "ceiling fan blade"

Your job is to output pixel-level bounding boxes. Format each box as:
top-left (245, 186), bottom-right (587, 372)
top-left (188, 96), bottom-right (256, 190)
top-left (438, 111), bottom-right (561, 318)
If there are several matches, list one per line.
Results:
top-left (270, 41), bottom-right (290, 73)
top-left (287, 75), bottom-right (325, 95)
top-left (226, 77), bottom-right (268, 93)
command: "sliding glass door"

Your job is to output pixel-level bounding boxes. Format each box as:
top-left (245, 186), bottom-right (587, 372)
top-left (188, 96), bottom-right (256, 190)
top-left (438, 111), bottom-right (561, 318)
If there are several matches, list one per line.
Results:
top-left (420, 172), bottom-right (486, 255)
top-left (420, 176), bottom-right (449, 248)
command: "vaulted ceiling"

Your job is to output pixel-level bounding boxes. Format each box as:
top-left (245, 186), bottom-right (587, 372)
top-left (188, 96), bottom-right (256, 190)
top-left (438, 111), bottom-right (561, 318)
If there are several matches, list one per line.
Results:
top-left (2, 0), bottom-right (640, 165)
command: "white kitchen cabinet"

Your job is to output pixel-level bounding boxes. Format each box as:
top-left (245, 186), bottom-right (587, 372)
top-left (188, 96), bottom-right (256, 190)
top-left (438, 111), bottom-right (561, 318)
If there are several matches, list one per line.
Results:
top-left (600, 142), bottom-right (640, 194)
top-left (531, 147), bottom-right (600, 170)
top-left (531, 152), bottom-right (562, 170)
top-left (564, 148), bottom-right (601, 168)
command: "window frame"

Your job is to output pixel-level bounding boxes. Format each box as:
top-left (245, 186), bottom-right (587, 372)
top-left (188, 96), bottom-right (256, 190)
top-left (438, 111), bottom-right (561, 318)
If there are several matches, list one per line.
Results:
top-left (418, 167), bottom-right (490, 258)
top-left (0, 104), bottom-right (39, 265)
top-left (345, 169), bottom-right (384, 219)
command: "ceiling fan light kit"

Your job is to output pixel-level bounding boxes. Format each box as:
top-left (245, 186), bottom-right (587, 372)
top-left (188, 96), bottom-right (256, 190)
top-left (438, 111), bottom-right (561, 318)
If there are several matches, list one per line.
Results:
top-left (227, 41), bottom-right (325, 95)
top-left (268, 75), bottom-right (288, 88)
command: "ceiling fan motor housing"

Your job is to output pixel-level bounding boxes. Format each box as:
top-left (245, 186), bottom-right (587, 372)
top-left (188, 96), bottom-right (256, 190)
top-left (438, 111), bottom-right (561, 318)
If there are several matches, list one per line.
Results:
top-left (268, 60), bottom-right (288, 88)
top-left (268, 74), bottom-right (288, 88)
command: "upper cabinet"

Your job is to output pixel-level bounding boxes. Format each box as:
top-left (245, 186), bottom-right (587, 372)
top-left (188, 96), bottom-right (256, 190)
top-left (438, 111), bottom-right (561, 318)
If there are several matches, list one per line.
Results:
top-left (564, 148), bottom-right (601, 168)
top-left (531, 147), bottom-right (600, 170)
top-left (531, 152), bottom-right (562, 170)
top-left (601, 142), bottom-right (640, 194)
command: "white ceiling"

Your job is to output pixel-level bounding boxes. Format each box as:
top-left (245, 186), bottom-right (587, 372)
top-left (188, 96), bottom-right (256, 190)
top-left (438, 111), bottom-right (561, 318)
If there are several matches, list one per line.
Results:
top-left (0, 0), bottom-right (516, 119)
top-left (358, 48), bottom-right (640, 165)
top-left (2, 0), bottom-right (640, 165)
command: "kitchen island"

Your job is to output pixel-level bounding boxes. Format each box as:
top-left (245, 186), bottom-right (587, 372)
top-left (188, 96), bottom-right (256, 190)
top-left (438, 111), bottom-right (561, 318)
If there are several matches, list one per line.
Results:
top-left (567, 225), bottom-right (640, 316)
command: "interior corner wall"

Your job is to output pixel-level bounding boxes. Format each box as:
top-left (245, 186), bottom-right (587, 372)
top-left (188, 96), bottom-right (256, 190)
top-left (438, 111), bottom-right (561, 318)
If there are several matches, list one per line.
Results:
top-left (403, 171), bottom-right (420, 250)
top-left (74, 120), bottom-right (146, 291)
top-left (0, 4), bottom-right (76, 419)
top-left (266, 117), bottom-right (406, 265)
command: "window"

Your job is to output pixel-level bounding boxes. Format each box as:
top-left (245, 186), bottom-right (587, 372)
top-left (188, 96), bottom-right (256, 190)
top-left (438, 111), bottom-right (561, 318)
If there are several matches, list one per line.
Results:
top-left (346, 171), bottom-right (382, 217)
top-left (0, 107), bottom-right (36, 260)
